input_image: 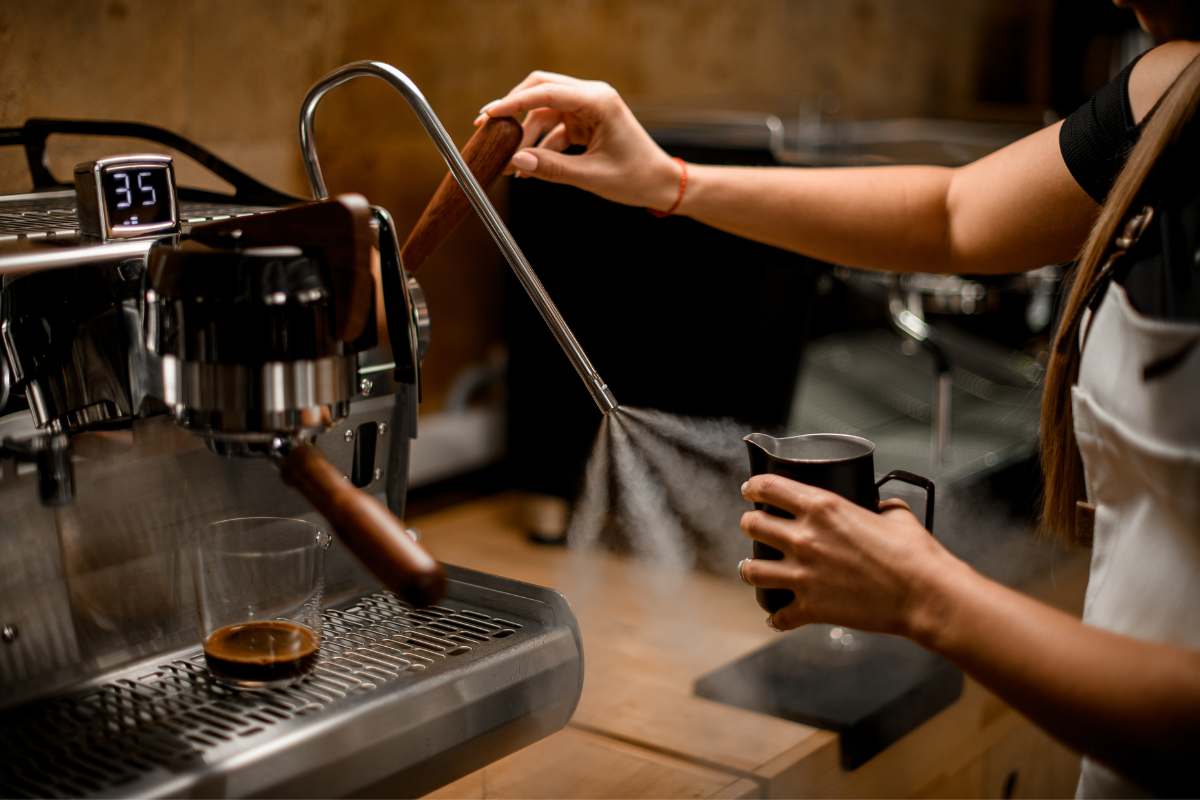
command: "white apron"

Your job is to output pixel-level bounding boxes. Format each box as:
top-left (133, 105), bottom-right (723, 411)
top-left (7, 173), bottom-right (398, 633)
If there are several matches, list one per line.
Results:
top-left (1072, 283), bottom-right (1200, 797)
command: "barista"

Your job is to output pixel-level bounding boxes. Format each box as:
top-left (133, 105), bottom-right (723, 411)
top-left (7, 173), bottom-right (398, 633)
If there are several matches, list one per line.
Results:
top-left (477, 1), bottom-right (1200, 796)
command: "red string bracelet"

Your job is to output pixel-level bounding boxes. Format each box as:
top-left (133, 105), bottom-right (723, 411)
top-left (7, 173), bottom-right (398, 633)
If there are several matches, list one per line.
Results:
top-left (649, 157), bottom-right (688, 218)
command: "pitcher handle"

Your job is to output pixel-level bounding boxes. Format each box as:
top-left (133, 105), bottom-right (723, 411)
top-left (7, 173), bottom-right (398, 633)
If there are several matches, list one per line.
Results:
top-left (876, 470), bottom-right (936, 531)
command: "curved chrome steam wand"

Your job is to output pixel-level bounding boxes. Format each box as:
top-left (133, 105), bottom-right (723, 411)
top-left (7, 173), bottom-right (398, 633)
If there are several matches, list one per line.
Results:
top-left (299, 60), bottom-right (618, 415)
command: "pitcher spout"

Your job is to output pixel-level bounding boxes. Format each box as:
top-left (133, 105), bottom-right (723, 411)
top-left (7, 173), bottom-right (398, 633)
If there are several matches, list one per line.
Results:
top-left (743, 432), bottom-right (782, 458)
top-left (743, 432), bottom-right (875, 463)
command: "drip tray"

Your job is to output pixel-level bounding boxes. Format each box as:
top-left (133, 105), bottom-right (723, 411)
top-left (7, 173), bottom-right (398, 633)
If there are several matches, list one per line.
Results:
top-left (694, 624), bottom-right (962, 770)
top-left (0, 566), bottom-right (583, 798)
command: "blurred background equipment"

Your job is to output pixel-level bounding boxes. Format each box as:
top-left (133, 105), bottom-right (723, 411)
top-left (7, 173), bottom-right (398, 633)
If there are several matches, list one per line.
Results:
top-left (506, 158), bottom-right (816, 502)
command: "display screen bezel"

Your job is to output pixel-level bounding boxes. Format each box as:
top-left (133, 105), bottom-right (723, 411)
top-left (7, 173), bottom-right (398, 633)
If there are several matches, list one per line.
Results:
top-left (91, 155), bottom-right (179, 240)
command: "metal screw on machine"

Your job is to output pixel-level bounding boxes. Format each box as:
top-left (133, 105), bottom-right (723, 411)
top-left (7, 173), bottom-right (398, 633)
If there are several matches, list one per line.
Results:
top-left (359, 377), bottom-right (374, 397)
top-left (2, 624), bottom-right (17, 643)
top-left (299, 60), bottom-right (619, 415)
top-left (344, 429), bottom-right (354, 444)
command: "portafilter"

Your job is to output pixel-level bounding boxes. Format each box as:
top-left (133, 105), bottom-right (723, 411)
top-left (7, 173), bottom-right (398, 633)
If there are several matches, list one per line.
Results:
top-left (144, 195), bottom-right (443, 604)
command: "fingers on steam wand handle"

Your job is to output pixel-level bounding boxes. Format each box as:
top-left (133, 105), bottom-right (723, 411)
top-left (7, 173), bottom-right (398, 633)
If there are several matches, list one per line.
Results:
top-left (400, 115), bottom-right (524, 273)
top-left (280, 443), bottom-right (447, 607)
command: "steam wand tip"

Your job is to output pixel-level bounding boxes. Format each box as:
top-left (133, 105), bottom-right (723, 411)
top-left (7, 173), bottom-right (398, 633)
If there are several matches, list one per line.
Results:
top-left (593, 382), bottom-right (620, 416)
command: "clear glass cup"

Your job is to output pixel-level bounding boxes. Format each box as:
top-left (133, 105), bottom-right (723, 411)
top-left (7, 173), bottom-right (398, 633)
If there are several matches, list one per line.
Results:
top-left (193, 516), bottom-right (331, 689)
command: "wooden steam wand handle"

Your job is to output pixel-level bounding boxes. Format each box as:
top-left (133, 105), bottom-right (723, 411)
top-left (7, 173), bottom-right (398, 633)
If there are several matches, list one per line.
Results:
top-left (280, 443), bottom-right (446, 607)
top-left (399, 115), bottom-right (523, 272)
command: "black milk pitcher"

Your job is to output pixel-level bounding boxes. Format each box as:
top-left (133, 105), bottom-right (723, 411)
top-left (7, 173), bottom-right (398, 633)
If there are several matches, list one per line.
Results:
top-left (744, 432), bottom-right (935, 613)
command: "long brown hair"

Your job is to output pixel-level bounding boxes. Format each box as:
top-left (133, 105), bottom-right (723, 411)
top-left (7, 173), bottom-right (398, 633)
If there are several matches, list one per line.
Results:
top-left (1040, 54), bottom-right (1200, 545)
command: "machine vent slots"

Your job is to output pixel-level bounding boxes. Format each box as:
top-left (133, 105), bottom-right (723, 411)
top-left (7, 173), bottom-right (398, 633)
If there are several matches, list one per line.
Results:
top-left (0, 196), bottom-right (275, 241)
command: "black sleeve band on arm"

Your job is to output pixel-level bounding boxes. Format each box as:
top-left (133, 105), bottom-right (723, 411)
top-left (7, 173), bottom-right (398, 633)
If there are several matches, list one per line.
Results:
top-left (1060, 53), bottom-right (1145, 205)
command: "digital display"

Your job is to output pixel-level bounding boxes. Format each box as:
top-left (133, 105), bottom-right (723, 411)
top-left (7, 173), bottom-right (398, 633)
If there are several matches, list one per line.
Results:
top-left (101, 164), bottom-right (173, 229)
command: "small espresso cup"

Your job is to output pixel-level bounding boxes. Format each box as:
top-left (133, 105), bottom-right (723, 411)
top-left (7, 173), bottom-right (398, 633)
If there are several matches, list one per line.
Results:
top-left (743, 432), bottom-right (935, 614)
top-left (193, 516), bottom-right (331, 689)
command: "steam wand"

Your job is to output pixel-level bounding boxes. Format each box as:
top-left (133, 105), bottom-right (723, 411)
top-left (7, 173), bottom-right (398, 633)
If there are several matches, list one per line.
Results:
top-left (299, 60), bottom-right (619, 415)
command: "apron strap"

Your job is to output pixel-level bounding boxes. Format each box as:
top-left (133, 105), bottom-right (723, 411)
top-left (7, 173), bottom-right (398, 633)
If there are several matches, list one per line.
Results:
top-left (1076, 205), bottom-right (1156, 355)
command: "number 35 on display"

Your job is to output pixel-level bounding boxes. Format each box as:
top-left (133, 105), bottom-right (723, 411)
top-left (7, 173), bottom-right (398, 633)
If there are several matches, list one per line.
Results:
top-left (113, 171), bottom-right (156, 209)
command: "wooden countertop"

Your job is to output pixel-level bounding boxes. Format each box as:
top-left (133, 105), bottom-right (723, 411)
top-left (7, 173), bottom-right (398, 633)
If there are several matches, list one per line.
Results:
top-left (414, 494), bottom-right (1087, 799)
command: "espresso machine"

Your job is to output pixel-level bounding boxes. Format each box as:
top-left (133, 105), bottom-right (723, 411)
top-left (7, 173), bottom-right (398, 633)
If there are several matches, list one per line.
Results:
top-left (0, 63), bottom-right (592, 797)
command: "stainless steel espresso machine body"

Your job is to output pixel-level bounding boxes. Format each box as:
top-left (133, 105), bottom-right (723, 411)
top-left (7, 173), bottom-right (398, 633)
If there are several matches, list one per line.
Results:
top-left (0, 71), bottom-right (583, 797)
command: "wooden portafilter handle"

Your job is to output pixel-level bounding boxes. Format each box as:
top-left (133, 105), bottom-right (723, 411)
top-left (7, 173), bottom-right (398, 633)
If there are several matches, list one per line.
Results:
top-left (279, 443), bottom-right (446, 607)
top-left (399, 115), bottom-right (523, 272)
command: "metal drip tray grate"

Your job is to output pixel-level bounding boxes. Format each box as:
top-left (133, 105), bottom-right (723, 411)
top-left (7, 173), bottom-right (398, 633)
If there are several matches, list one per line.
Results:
top-left (0, 591), bottom-right (526, 798)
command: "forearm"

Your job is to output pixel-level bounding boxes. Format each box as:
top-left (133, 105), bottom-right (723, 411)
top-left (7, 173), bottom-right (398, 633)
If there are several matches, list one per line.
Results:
top-left (915, 555), bottom-right (1200, 793)
top-left (679, 163), bottom-right (961, 273)
top-left (675, 122), bottom-right (1098, 275)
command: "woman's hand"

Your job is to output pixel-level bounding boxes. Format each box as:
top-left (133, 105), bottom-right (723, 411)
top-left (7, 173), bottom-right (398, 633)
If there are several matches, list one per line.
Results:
top-left (738, 474), bottom-right (960, 639)
top-left (475, 71), bottom-right (682, 211)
